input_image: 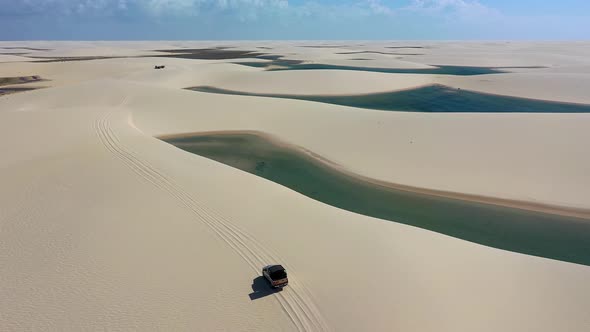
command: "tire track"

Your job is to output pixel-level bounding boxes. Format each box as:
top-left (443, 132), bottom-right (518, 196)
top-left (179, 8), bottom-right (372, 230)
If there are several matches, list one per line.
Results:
top-left (94, 107), bottom-right (330, 332)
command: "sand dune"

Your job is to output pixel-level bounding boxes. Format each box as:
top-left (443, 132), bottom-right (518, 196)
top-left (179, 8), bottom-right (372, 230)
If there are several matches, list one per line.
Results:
top-left (1, 41), bottom-right (590, 331)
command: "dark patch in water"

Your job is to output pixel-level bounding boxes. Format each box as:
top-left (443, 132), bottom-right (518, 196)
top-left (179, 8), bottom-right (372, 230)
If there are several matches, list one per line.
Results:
top-left (187, 84), bottom-right (590, 113)
top-left (163, 133), bottom-right (590, 266)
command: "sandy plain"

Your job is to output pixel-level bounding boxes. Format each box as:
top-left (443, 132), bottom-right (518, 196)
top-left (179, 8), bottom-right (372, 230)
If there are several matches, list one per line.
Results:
top-left (1, 41), bottom-right (590, 331)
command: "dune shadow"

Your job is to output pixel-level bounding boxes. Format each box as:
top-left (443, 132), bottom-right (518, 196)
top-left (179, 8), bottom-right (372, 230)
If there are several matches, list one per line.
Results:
top-left (248, 276), bottom-right (282, 300)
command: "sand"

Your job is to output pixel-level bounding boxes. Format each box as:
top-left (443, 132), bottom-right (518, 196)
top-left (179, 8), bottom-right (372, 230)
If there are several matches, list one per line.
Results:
top-left (1, 41), bottom-right (590, 331)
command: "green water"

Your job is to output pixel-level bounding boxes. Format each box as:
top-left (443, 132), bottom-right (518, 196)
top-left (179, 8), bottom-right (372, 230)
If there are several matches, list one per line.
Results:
top-left (164, 133), bottom-right (590, 266)
top-left (188, 85), bottom-right (590, 113)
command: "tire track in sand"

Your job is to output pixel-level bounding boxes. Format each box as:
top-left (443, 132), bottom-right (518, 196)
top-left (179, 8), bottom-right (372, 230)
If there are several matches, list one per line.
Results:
top-left (94, 106), bottom-right (330, 332)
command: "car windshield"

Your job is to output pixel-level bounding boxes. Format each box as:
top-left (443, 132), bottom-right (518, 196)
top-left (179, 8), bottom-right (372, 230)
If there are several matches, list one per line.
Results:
top-left (270, 270), bottom-right (287, 280)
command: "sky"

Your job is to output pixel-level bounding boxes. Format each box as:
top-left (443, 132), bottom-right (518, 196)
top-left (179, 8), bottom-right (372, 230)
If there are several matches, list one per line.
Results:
top-left (0, 0), bottom-right (588, 40)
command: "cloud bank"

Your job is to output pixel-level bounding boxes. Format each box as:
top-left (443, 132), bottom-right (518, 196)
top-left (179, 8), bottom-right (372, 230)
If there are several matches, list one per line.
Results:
top-left (0, 0), bottom-right (586, 40)
top-left (1, 0), bottom-right (491, 19)
top-left (0, 0), bottom-right (291, 18)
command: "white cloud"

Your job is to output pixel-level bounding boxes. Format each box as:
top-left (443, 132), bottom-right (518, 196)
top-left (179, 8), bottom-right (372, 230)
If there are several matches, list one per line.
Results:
top-left (0, 0), bottom-right (396, 20)
top-left (365, 0), bottom-right (395, 16)
top-left (143, 0), bottom-right (203, 16)
top-left (408, 0), bottom-right (497, 18)
top-left (0, 0), bottom-right (500, 32)
top-left (287, 0), bottom-right (395, 21)
top-left (0, 0), bottom-right (130, 16)
top-left (0, 0), bottom-right (289, 18)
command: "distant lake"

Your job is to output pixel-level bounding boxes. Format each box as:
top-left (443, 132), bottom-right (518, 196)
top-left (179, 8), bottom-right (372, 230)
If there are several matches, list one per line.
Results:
top-left (189, 84), bottom-right (590, 113)
top-left (163, 132), bottom-right (590, 266)
top-left (235, 61), bottom-right (544, 76)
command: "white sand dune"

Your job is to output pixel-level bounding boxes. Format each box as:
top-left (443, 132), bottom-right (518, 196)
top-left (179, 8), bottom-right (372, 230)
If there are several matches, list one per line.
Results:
top-left (440, 72), bottom-right (590, 104)
top-left (1, 42), bottom-right (590, 331)
top-left (205, 70), bottom-right (436, 95)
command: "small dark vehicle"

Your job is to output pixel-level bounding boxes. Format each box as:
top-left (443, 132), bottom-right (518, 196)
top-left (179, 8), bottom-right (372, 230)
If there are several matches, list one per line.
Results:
top-left (154, 65), bottom-right (166, 69)
top-left (262, 265), bottom-right (288, 288)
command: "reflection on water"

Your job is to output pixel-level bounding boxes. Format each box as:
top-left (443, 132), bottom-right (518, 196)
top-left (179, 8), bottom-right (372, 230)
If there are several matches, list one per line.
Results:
top-left (189, 84), bottom-right (590, 113)
top-left (163, 133), bottom-right (590, 266)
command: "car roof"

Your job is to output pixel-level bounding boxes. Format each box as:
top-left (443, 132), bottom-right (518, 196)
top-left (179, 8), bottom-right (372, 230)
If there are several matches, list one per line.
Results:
top-left (268, 265), bottom-right (285, 273)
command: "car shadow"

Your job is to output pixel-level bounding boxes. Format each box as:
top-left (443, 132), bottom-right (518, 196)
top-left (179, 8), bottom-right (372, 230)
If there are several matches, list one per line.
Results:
top-left (249, 276), bottom-right (282, 300)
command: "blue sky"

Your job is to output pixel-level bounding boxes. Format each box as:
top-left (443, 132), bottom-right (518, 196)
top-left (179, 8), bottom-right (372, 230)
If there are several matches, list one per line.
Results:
top-left (0, 0), bottom-right (588, 40)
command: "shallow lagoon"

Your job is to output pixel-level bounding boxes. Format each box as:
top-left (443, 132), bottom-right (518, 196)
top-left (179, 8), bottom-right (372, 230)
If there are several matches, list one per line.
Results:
top-left (236, 61), bottom-right (544, 76)
top-left (163, 133), bottom-right (590, 266)
top-left (189, 84), bottom-right (590, 113)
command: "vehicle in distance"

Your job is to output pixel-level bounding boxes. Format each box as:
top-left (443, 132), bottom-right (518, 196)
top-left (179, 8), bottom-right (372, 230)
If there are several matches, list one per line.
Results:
top-left (262, 265), bottom-right (288, 288)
